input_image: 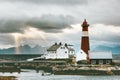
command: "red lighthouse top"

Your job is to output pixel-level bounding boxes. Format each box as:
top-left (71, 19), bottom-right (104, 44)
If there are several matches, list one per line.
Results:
top-left (81, 19), bottom-right (89, 31)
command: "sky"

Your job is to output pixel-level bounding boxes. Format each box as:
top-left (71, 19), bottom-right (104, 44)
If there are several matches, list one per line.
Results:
top-left (0, 0), bottom-right (120, 54)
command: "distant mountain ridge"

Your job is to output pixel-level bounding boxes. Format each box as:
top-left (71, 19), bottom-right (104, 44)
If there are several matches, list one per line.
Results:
top-left (93, 45), bottom-right (120, 54)
top-left (74, 44), bottom-right (120, 54)
top-left (0, 44), bottom-right (120, 54)
top-left (0, 45), bottom-right (46, 54)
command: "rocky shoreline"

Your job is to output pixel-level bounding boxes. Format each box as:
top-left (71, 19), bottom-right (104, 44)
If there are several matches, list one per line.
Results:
top-left (49, 65), bottom-right (120, 75)
top-left (0, 64), bottom-right (120, 75)
top-left (0, 76), bottom-right (16, 80)
top-left (0, 66), bottom-right (21, 73)
top-left (52, 69), bottom-right (120, 75)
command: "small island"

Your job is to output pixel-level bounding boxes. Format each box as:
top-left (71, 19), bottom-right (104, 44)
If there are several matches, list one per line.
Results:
top-left (0, 20), bottom-right (120, 76)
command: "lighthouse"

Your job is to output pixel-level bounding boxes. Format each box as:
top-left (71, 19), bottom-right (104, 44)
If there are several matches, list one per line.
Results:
top-left (81, 19), bottom-right (90, 63)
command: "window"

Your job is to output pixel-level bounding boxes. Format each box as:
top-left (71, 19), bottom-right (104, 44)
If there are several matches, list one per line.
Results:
top-left (61, 47), bottom-right (65, 49)
top-left (91, 60), bottom-right (96, 64)
top-left (99, 60), bottom-right (103, 64)
top-left (71, 51), bottom-right (73, 54)
top-left (106, 60), bottom-right (111, 64)
top-left (81, 52), bottom-right (82, 54)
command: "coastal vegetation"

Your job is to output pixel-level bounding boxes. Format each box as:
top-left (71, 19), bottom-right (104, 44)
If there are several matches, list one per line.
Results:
top-left (0, 57), bottom-right (120, 75)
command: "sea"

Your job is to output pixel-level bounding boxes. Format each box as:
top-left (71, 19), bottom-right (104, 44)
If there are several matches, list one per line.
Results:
top-left (0, 69), bottom-right (120, 80)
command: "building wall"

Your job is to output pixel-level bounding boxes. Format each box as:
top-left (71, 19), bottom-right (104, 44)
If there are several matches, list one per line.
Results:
top-left (56, 45), bottom-right (69, 59)
top-left (76, 50), bottom-right (87, 61)
top-left (45, 52), bottom-right (57, 59)
top-left (90, 59), bottom-right (112, 64)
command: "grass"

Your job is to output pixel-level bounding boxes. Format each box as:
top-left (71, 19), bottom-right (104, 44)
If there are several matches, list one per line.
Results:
top-left (53, 69), bottom-right (110, 75)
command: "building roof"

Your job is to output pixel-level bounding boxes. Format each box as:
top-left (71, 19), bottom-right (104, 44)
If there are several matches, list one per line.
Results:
top-left (90, 51), bottom-right (112, 59)
top-left (47, 43), bottom-right (74, 51)
top-left (47, 45), bottom-right (61, 51)
top-left (67, 47), bottom-right (74, 51)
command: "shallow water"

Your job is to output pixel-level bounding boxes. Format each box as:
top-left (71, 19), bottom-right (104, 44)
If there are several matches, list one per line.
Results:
top-left (0, 69), bottom-right (120, 80)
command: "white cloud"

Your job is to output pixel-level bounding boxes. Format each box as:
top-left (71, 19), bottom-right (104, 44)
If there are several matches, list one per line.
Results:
top-left (62, 24), bottom-right (81, 34)
top-left (90, 24), bottom-right (120, 42)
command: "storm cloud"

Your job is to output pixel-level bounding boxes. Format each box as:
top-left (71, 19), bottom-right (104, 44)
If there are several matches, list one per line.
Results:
top-left (0, 15), bottom-right (75, 33)
top-left (26, 15), bottom-right (75, 33)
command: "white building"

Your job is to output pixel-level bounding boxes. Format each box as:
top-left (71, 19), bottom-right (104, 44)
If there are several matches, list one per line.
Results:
top-left (76, 50), bottom-right (112, 64)
top-left (76, 50), bottom-right (87, 61)
top-left (44, 43), bottom-right (75, 59)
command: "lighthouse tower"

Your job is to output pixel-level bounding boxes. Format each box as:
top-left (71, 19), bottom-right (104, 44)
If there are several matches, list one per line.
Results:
top-left (81, 19), bottom-right (90, 63)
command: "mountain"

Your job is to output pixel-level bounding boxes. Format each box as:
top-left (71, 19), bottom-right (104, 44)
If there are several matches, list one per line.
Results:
top-left (74, 44), bottom-right (120, 54)
top-left (91, 45), bottom-right (120, 54)
top-left (1, 44), bottom-right (119, 54)
top-left (0, 45), bottom-right (46, 54)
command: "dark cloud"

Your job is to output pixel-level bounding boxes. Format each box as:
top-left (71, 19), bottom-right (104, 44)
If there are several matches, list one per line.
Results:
top-left (0, 34), bottom-right (14, 45)
top-left (27, 15), bottom-right (75, 33)
top-left (0, 15), bottom-right (75, 33)
top-left (0, 19), bottom-right (25, 33)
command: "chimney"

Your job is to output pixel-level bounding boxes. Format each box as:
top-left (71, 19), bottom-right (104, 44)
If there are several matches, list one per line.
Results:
top-left (59, 42), bottom-right (62, 45)
top-left (55, 42), bottom-right (57, 45)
